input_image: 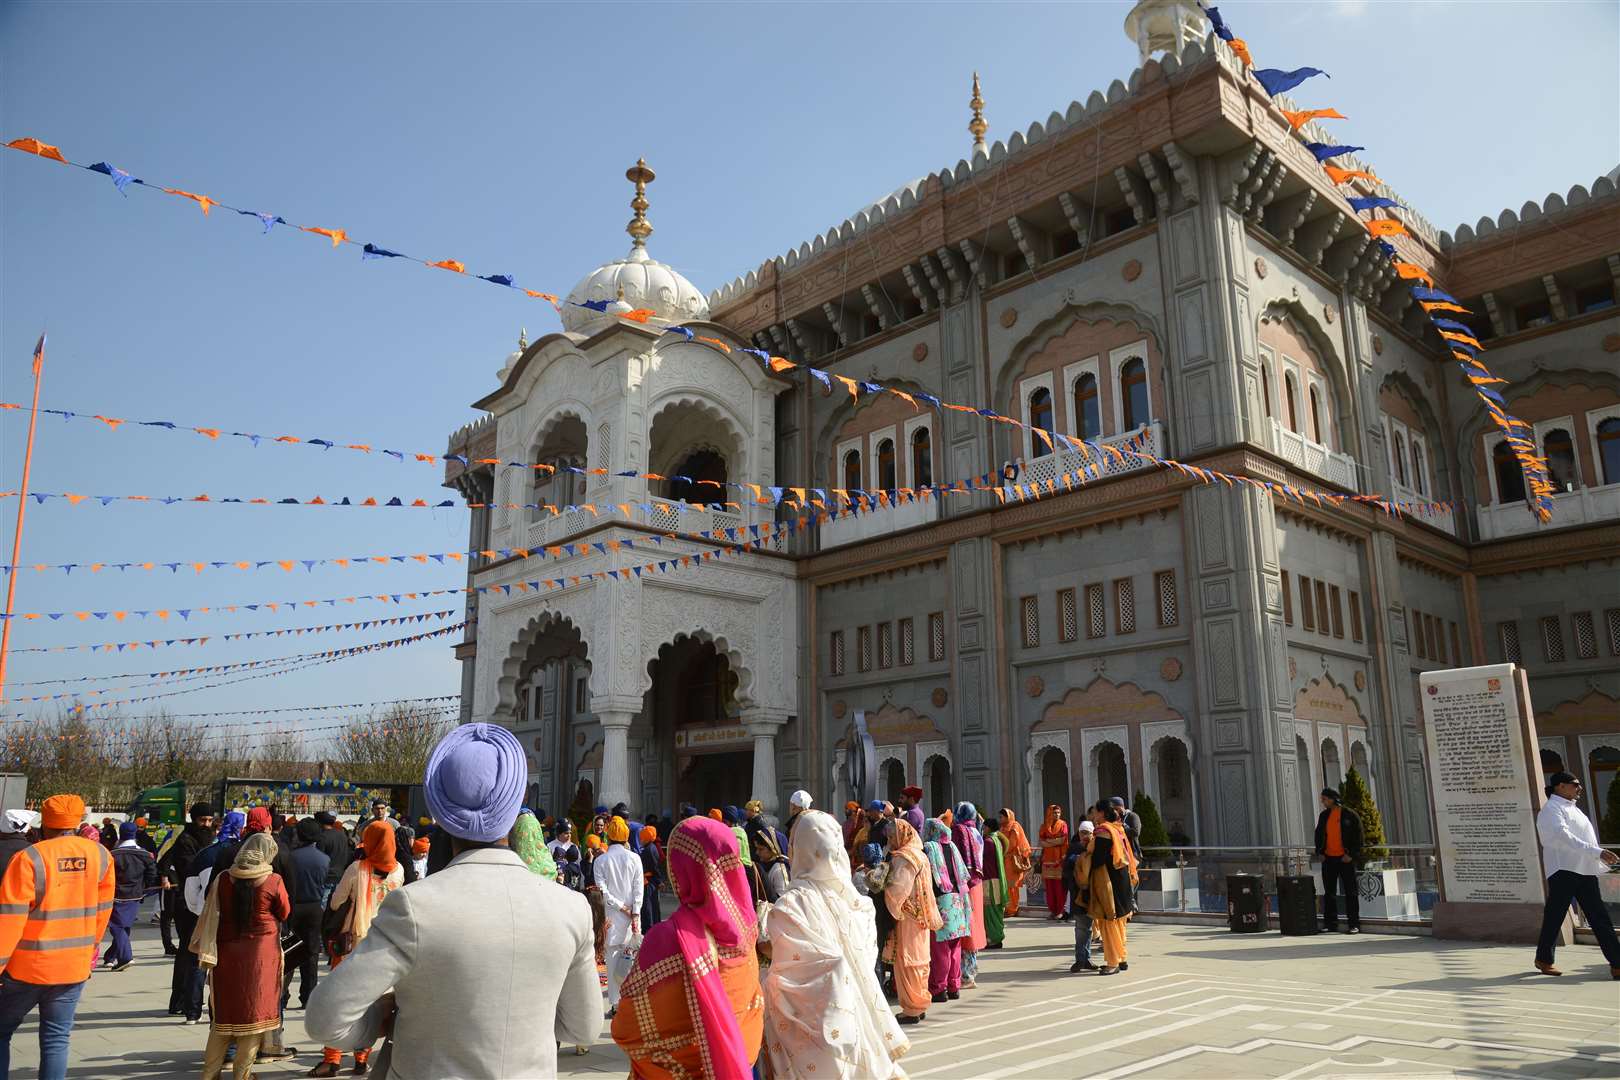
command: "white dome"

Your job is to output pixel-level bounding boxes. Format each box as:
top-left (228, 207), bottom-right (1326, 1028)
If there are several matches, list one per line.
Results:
top-left (561, 246), bottom-right (708, 335)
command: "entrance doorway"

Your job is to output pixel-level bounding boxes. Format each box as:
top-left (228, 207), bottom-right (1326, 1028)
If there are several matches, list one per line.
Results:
top-left (678, 750), bottom-right (753, 811)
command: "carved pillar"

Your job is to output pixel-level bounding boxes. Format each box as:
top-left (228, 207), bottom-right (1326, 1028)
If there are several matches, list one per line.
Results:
top-left (746, 716), bottom-right (786, 816)
top-left (599, 710), bottom-right (635, 811)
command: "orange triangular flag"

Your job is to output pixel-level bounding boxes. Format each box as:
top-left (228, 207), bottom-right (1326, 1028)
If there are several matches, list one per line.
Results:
top-left (163, 188), bottom-right (216, 215)
top-left (429, 259), bottom-right (466, 273)
top-left (302, 226), bottom-right (348, 247)
top-left (1324, 165), bottom-right (1379, 185)
top-left (1280, 108), bottom-right (1346, 131)
top-left (6, 137), bottom-right (68, 164)
top-left (1366, 218), bottom-right (1407, 238)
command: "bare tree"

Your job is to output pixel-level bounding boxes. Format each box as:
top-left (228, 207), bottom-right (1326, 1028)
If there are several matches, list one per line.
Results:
top-left (328, 705), bottom-right (454, 784)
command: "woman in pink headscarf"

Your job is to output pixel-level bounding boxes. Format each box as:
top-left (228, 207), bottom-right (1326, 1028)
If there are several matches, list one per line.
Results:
top-left (612, 816), bottom-right (763, 1079)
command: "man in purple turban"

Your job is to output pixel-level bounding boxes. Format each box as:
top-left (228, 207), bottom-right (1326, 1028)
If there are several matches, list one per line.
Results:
top-left (307, 724), bottom-right (601, 1076)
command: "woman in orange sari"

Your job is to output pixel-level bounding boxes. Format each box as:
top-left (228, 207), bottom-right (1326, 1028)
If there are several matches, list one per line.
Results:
top-left (997, 809), bottom-right (1032, 917)
top-left (612, 816), bottom-right (763, 1079)
top-left (1038, 804), bottom-right (1070, 918)
top-left (881, 819), bottom-right (942, 1024)
top-left (1082, 800), bottom-right (1138, 975)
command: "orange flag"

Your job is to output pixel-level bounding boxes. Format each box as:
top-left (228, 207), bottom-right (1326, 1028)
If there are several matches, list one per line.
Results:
top-left (429, 259), bottom-right (466, 273)
top-left (1392, 262), bottom-right (1434, 287)
top-left (1324, 165), bottom-right (1379, 185)
top-left (768, 357), bottom-right (796, 373)
top-left (835, 375), bottom-right (860, 402)
top-left (6, 137), bottom-right (68, 163)
top-left (618, 308), bottom-right (657, 323)
top-left (1366, 218), bottom-right (1407, 238)
top-left (695, 336), bottom-right (731, 354)
top-left (1421, 300), bottom-right (1472, 316)
top-left (1280, 108), bottom-right (1346, 130)
top-left (164, 188), bottom-right (217, 216)
top-left (525, 290), bottom-right (560, 304)
top-left (302, 226), bottom-right (348, 247)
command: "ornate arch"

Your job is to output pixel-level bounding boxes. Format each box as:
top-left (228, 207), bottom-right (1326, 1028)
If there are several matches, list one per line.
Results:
top-left (527, 406), bottom-right (592, 459)
top-left (813, 375), bottom-right (943, 468)
top-left (640, 627), bottom-right (756, 709)
top-left (1379, 369), bottom-right (1454, 499)
top-left (1259, 298), bottom-right (1362, 461)
top-left (1456, 367), bottom-right (1620, 502)
top-left (647, 395), bottom-right (748, 483)
top-left (994, 299), bottom-right (1166, 422)
top-left (1293, 672), bottom-right (1368, 727)
top-left (495, 609), bottom-right (593, 719)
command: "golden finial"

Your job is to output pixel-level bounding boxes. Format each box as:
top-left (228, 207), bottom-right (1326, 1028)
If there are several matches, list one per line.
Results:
top-left (626, 157), bottom-right (655, 250)
top-left (968, 72), bottom-right (988, 155)
top-left (518, 327), bottom-right (528, 350)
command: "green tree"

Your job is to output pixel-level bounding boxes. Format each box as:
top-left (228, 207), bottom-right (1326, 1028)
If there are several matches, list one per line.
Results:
top-left (1600, 771), bottom-right (1620, 844)
top-left (1341, 767), bottom-right (1387, 867)
top-left (1134, 790), bottom-right (1171, 861)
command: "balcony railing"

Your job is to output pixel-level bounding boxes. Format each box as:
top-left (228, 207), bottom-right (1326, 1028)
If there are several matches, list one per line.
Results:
top-left (1268, 417), bottom-right (1360, 493)
top-left (1391, 481), bottom-right (1459, 537)
top-left (819, 494), bottom-right (941, 549)
top-left (1477, 481), bottom-right (1620, 540)
top-left (1016, 420), bottom-right (1164, 491)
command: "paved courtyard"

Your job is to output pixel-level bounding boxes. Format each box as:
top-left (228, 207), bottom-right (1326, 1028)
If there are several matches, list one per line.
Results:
top-left (9, 917), bottom-right (1616, 1078)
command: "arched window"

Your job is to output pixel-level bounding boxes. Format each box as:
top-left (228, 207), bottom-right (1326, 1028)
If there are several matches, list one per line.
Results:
top-left (1543, 428), bottom-right (1579, 491)
top-left (1410, 440), bottom-right (1427, 496)
top-left (842, 448), bottom-right (862, 493)
top-left (1029, 387), bottom-right (1055, 447)
top-left (1308, 385), bottom-right (1325, 445)
top-left (1260, 364), bottom-right (1273, 419)
top-left (1073, 373), bottom-right (1101, 440)
top-left (1599, 417), bottom-right (1620, 486)
top-left (1121, 358), bottom-right (1150, 430)
top-left (667, 448), bottom-right (727, 506)
top-left (1493, 440), bottom-right (1527, 503)
top-left (1391, 431), bottom-right (1407, 485)
top-left (1284, 372), bottom-right (1300, 432)
top-left (911, 427), bottom-right (933, 489)
top-left (877, 438), bottom-right (897, 491)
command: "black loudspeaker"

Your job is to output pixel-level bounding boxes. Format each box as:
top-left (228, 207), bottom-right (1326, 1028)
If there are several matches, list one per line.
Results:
top-left (1276, 875), bottom-right (1319, 935)
top-left (1227, 874), bottom-right (1265, 933)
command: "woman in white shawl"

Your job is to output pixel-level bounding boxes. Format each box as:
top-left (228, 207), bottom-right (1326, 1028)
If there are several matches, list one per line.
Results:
top-left (761, 809), bottom-right (909, 1080)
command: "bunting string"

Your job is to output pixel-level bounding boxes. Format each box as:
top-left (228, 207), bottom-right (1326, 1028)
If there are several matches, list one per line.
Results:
top-left (18, 694), bottom-right (459, 721)
top-left (8, 608), bottom-right (458, 654)
top-left (1197, 5), bottom-right (1553, 522)
top-left (4, 621), bottom-right (468, 688)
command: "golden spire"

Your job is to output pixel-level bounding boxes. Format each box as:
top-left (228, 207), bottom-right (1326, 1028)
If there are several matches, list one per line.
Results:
top-left (968, 72), bottom-right (988, 156)
top-left (626, 157), bottom-right (655, 251)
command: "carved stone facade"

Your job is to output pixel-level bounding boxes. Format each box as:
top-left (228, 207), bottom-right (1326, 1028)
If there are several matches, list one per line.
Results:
top-left (446, 6), bottom-right (1620, 840)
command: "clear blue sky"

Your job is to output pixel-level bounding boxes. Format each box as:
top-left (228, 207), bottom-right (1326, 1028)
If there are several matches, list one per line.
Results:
top-left (3, 1), bottom-right (1616, 750)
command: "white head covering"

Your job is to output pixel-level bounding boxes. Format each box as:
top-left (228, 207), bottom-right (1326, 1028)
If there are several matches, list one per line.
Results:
top-left (788, 790), bottom-right (813, 812)
top-left (762, 810), bottom-right (909, 1077)
top-left (3, 810), bottom-right (34, 834)
top-left (1077, 820), bottom-right (1095, 833)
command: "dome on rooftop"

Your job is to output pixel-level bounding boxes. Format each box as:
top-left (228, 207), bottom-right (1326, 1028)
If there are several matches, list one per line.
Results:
top-left (560, 157), bottom-right (708, 336)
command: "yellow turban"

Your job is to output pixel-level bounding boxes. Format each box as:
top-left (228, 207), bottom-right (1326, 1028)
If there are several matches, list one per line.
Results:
top-left (606, 816), bottom-right (630, 844)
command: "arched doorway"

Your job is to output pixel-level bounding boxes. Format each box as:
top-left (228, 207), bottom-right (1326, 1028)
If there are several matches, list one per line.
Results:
top-left (1094, 742), bottom-right (1127, 804)
top-left (1151, 737), bottom-right (1195, 845)
top-left (1040, 747), bottom-right (1070, 818)
top-left (511, 616), bottom-right (589, 816)
top-left (1539, 746), bottom-right (1565, 775)
top-left (925, 755), bottom-right (953, 816)
top-left (1321, 738), bottom-right (1343, 791)
top-left (648, 636), bottom-right (748, 812)
top-left (1351, 741), bottom-right (1373, 799)
top-left (531, 415), bottom-right (587, 518)
top-left (667, 447), bottom-right (728, 505)
top-left (882, 758), bottom-right (906, 805)
top-left (1295, 736), bottom-right (1315, 837)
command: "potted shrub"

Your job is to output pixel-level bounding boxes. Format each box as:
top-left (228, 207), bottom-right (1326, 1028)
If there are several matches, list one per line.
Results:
top-left (1133, 792), bottom-right (1198, 911)
top-left (1343, 768), bottom-right (1417, 920)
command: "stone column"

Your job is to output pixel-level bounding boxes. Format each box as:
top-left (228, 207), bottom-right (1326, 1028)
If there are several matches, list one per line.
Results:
top-left (746, 717), bottom-right (785, 816)
top-left (599, 711), bottom-right (635, 811)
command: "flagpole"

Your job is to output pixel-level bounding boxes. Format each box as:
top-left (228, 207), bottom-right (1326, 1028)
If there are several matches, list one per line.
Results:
top-left (0, 335), bottom-right (46, 704)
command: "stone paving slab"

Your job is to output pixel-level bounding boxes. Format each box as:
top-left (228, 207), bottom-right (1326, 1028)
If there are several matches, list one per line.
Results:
top-left (6, 916), bottom-right (1615, 1078)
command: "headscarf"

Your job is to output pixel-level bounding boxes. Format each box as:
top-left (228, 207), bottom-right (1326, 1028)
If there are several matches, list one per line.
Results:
top-left (244, 806), bottom-right (272, 835)
top-left (753, 828), bottom-right (786, 867)
top-left (191, 832), bottom-right (277, 970)
top-left (360, 820), bottom-right (397, 875)
top-left (510, 812), bottom-right (558, 881)
top-left (1000, 808), bottom-right (1032, 867)
top-left (217, 810), bottom-right (245, 844)
top-left (924, 817), bottom-right (969, 896)
top-left (621, 817), bottom-right (757, 1080)
top-left (423, 722), bottom-right (525, 842)
top-left (744, 800), bottom-right (764, 818)
top-left (788, 790), bottom-right (813, 812)
top-left (939, 808), bottom-right (953, 828)
top-left (605, 816), bottom-right (630, 844)
top-left (2, 810), bottom-right (33, 834)
top-left (858, 842), bottom-right (883, 867)
top-left (77, 823), bottom-right (100, 843)
top-left (951, 802), bottom-right (985, 881)
top-left (885, 819), bottom-right (943, 931)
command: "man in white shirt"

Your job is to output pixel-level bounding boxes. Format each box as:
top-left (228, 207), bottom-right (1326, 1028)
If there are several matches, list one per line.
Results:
top-left (1534, 771), bottom-right (1620, 978)
top-left (594, 816), bottom-right (644, 1016)
top-left (549, 820), bottom-right (576, 862)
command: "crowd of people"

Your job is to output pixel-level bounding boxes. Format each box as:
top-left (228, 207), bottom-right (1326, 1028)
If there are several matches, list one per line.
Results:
top-left (0, 730), bottom-right (1614, 1078)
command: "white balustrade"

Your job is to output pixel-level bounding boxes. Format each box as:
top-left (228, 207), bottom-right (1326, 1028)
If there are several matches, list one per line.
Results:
top-left (1476, 482), bottom-right (1620, 540)
top-left (1267, 417), bottom-right (1360, 493)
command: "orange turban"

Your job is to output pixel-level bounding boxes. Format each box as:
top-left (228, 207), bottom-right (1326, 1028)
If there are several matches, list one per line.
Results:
top-left (606, 816), bottom-right (630, 843)
top-left (41, 794), bottom-right (85, 830)
top-left (639, 825), bottom-right (657, 844)
top-left (708, 808), bottom-right (724, 820)
top-left (411, 837), bottom-right (431, 856)
top-left (585, 834), bottom-right (603, 851)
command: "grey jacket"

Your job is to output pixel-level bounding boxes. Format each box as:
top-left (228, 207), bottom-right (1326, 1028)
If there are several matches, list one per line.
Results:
top-left (305, 846), bottom-right (600, 1079)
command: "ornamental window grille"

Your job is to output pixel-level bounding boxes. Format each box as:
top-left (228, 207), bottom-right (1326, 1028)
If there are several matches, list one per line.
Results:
top-left (1606, 608), bottom-right (1620, 656)
top-left (1572, 611), bottom-right (1597, 659)
top-left (1498, 621), bottom-right (1521, 664)
top-left (1431, 615), bottom-right (1445, 663)
top-left (1539, 616), bottom-right (1564, 663)
top-left (1058, 588), bottom-right (1078, 643)
top-left (1155, 571), bottom-right (1178, 627)
top-left (1282, 571), bottom-right (1293, 626)
top-left (899, 617), bottom-right (915, 666)
top-left (1085, 585), bottom-right (1106, 639)
top-left (1020, 596), bottom-right (1040, 648)
top-left (1299, 576), bottom-right (1315, 632)
top-left (928, 612), bottom-right (945, 662)
top-left (1348, 591), bottom-right (1363, 643)
top-left (1114, 578), bottom-right (1136, 634)
top-left (1328, 585), bottom-right (1344, 639)
top-left (857, 626), bottom-right (873, 672)
top-left (1410, 608), bottom-right (1425, 659)
top-left (878, 622), bottom-right (893, 669)
top-left (830, 631), bottom-right (845, 676)
top-left (1315, 580), bottom-right (1330, 637)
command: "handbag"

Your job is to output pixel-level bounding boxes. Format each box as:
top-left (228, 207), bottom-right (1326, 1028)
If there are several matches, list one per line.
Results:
top-left (322, 895), bottom-right (356, 958)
